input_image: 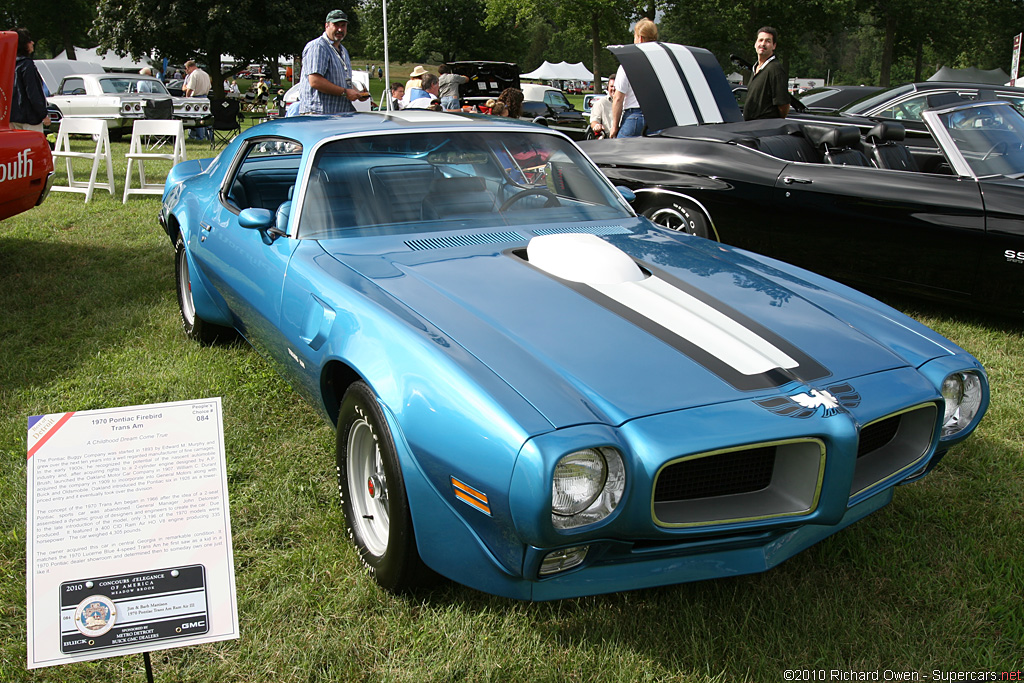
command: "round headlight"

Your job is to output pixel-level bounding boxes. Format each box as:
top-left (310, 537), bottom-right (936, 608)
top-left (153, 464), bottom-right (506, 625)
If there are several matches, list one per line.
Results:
top-left (551, 447), bottom-right (625, 530)
top-left (553, 449), bottom-right (606, 516)
top-left (941, 371), bottom-right (983, 437)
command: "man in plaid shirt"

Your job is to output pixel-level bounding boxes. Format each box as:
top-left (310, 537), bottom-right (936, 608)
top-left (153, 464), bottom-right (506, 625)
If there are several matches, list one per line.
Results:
top-left (298, 10), bottom-right (369, 114)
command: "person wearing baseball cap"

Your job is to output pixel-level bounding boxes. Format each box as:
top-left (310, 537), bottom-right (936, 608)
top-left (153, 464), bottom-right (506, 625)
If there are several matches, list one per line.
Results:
top-left (298, 9), bottom-right (369, 114)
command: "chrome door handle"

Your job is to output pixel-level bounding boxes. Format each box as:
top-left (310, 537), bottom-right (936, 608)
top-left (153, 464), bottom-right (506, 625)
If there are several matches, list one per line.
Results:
top-left (783, 177), bottom-right (813, 185)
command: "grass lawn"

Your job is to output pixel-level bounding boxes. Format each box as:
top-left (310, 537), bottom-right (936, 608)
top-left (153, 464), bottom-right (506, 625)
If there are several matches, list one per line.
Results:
top-left (1, 135), bottom-right (1022, 681)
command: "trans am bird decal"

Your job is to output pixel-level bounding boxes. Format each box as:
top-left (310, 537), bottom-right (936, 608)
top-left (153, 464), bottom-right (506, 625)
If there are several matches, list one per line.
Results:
top-left (754, 383), bottom-right (861, 419)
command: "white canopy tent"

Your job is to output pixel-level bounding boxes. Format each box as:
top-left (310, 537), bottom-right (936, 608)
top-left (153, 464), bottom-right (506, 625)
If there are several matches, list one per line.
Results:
top-left (52, 46), bottom-right (154, 72)
top-left (521, 61), bottom-right (595, 82)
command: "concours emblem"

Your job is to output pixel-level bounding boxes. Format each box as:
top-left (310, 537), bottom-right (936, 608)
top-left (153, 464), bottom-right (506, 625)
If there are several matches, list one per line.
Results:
top-left (754, 383), bottom-right (861, 418)
top-left (74, 595), bottom-right (117, 637)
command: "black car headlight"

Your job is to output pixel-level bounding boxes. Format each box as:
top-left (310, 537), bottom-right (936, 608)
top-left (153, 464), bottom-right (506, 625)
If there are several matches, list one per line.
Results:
top-left (551, 447), bottom-right (624, 530)
top-left (941, 371), bottom-right (984, 438)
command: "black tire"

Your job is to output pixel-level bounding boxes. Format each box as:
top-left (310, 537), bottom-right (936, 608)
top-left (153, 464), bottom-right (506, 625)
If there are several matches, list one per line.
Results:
top-left (336, 382), bottom-right (428, 592)
top-left (174, 233), bottom-right (234, 344)
top-left (640, 197), bottom-right (713, 240)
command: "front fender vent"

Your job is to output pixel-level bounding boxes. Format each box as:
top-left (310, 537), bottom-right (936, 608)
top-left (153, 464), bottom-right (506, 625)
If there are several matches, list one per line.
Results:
top-left (405, 231), bottom-right (522, 251)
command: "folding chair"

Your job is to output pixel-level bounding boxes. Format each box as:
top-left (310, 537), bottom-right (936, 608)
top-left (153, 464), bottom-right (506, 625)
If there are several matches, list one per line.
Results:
top-left (123, 119), bottom-right (187, 203)
top-left (50, 118), bottom-right (116, 202)
top-left (209, 98), bottom-right (242, 150)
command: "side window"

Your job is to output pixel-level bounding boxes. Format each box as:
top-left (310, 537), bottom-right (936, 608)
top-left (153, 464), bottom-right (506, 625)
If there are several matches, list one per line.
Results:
top-left (59, 78), bottom-right (86, 96)
top-left (997, 95), bottom-right (1024, 116)
top-left (224, 139), bottom-right (303, 214)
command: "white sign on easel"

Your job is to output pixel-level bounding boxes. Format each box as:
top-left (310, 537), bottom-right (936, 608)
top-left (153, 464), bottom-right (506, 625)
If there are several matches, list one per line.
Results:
top-left (26, 398), bottom-right (239, 670)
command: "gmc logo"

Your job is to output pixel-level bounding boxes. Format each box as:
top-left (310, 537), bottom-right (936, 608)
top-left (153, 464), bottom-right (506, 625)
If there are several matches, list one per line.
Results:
top-left (182, 621), bottom-right (205, 629)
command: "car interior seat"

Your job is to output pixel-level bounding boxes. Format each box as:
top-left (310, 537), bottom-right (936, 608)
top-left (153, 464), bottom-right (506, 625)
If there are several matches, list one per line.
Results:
top-left (863, 122), bottom-right (919, 172)
top-left (421, 176), bottom-right (496, 219)
top-left (801, 124), bottom-right (872, 166)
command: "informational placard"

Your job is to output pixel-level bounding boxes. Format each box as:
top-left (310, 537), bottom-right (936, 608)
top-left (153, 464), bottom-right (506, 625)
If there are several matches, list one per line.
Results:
top-left (26, 398), bottom-right (239, 669)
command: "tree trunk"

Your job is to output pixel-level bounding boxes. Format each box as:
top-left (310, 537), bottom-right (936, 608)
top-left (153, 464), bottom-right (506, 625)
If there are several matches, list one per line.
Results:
top-left (207, 51), bottom-right (226, 99)
top-left (879, 13), bottom-right (896, 87)
top-left (591, 12), bottom-right (602, 94)
top-left (913, 41), bottom-right (923, 82)
top-left (62, 33), bottom-right (76, 60)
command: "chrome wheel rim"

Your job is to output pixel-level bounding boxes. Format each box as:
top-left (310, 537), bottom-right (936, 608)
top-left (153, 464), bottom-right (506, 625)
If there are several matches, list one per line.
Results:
top-left (648, 206), bottom-right (689, 233)
top-left (177, 248), bottom-right (196, 326)
top-left (347, 418), bottom-right (390, 557)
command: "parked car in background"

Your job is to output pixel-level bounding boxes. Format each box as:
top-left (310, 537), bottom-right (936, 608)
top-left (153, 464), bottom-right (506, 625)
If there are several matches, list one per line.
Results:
top-left (520, 83), bottom-right (586, 139)
top-left (0, 31), bottom-right (54, 220)
top-left (820, 81), bottom-right (1024, 143)
top-left (582, 42), bottom-right (1024, 317)
top-left (448, 61), bottom-right (520, 108)
top-left (46, 72), bottom-right (211, 140)
top-left (160, 110), bottom-right (987, 600)
top-left (794, 85), bottom-right (884, 112)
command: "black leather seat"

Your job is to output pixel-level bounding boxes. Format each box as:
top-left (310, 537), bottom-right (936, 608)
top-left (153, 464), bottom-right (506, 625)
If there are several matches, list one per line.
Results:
top-left (864, 122), bottom-right (918, 171)
top-left (802, 124), bottom-right (872, 166)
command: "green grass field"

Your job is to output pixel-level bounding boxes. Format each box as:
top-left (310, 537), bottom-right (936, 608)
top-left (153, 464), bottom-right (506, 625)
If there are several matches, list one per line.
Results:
top-left (1, 136), bottom-right (1022, 682)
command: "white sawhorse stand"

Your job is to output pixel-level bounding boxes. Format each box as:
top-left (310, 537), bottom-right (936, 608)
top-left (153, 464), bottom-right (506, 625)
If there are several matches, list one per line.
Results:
top-left (123, 120), bottom-right (188, 203)
top-left (50, 118), bottom-right (116, 202)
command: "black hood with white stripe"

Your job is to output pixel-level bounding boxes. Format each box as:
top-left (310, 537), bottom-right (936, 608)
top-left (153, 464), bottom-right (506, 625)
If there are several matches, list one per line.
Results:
top-left (609, 42), bottom-right (742, 131)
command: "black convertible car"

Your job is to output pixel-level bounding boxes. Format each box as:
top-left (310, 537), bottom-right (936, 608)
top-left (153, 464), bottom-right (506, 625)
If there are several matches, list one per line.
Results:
top-left (582, 43), bottom-right (1024, 316)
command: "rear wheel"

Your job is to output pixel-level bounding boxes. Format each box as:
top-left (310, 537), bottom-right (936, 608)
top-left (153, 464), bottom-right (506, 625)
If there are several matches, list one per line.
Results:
top-left (336, 382), bottom-right (428, 592)
top-left (640, 197), bottom-right (713, 240)
top-left (174, 234), bottom-right (234, 344)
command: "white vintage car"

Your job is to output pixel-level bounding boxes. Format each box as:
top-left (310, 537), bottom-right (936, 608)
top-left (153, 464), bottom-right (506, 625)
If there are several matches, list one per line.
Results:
top-left (46, 73), bottom-right (211, 140)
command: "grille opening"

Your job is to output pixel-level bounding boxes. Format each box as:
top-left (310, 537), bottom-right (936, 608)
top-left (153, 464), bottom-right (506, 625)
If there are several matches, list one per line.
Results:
top-left (857, 415), bottom-right (900, 458)
top-left (850, 405), bottom-right (937, 498)
top-left (653, 440), bottom-right (823, 527)
top-left (655, 446), bottom-right (775, 502)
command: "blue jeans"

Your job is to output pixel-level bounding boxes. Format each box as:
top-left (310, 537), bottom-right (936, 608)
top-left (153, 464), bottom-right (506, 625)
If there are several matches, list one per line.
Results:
top-left (618, 108), bottom-right (644, 138)
top-left (440, 96), bottom-right (460, 111)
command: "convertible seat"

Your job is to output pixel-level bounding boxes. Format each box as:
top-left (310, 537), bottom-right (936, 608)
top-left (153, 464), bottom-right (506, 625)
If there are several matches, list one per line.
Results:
top-left (801, 124), bottom-right (872, 166)
top-left (422, 176), bottom-right (495, 219)
top-left (864, 122), bottom-right (918, 172)
top-left (755, 132), bottom-right (822, 163)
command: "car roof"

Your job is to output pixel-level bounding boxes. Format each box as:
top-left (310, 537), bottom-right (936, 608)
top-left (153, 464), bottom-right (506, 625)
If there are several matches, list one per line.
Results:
top-left (234, 109), bottom-right (560, 146)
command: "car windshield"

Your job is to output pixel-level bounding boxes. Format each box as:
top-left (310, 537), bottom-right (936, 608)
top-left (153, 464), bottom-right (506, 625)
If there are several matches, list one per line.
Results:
top-left (297, 130), bottom-right (631, 239)
top-left (936, 103), bottom-right (1024, 177)
top-left (840, 84), bottom-right (915, 115)
top-left (99, 77), bottom-right (170, 95)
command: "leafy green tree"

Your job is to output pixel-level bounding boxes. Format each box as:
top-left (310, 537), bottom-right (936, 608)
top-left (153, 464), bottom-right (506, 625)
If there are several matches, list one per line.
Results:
top-left (92, 0), bottom-right (359, 97)
top-left (484, 0), bottom-right (634, 92)
top-left (2, 0), bottom-right (94, 59)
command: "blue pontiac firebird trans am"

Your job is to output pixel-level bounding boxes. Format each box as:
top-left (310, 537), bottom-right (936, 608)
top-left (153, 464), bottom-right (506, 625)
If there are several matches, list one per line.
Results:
top-left (159, 110), bottom-right (988, 601)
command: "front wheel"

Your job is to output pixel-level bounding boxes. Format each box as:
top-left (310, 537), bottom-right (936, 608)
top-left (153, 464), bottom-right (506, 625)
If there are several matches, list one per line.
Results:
top-left (174, 234), bottom-right (234, 344)
top-left (336, 382), bottom-right (428, 592)
top-left (640, 197), bottom-right (713, 240)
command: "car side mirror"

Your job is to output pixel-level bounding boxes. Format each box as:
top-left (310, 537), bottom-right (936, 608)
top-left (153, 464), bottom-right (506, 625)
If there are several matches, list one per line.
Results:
top-left (238, 207), bottom-right (283, 244)
top-left (616, 186), bottom-right (636, 203)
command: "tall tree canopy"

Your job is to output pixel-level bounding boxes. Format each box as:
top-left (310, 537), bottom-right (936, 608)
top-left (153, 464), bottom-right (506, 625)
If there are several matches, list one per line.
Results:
top-left (92, 0), bottom-right (360, 96)
top-left (2, 0), bottom-right (94, 59)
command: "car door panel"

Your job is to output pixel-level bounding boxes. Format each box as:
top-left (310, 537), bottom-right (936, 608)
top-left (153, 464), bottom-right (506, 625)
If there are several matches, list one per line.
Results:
top-left (770, 163), bottom-right (984, 297)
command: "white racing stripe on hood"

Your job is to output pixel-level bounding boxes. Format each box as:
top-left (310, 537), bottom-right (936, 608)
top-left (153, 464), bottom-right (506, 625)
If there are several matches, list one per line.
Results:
top-left (638, 43), bottom-right (726, 126)
top-left (591, 275), bottom-right (798, 376)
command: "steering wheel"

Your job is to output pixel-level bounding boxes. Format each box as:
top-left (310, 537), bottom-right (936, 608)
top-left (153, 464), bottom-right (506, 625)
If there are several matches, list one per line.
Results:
top-left (982, 140), bottom-right (1010, 162)
top-left (499, 188), bottom-right (560, 212)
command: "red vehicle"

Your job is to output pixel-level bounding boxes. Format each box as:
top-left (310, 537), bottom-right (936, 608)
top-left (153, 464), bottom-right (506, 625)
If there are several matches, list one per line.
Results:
top-left (0, 31), bottom-right (53, 221)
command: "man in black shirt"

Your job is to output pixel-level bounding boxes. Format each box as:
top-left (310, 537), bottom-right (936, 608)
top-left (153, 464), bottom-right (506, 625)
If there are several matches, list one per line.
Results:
top-left (744, 26), bottom-right (790, 121)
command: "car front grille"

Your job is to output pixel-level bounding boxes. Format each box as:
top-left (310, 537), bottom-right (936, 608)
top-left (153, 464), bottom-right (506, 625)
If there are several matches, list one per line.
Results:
top-left (849, 404), bottom-right (937, 498)
top-left (652, 439), bottom-right (825, 528)
top-left (654, 445), bottom-right (775, 501)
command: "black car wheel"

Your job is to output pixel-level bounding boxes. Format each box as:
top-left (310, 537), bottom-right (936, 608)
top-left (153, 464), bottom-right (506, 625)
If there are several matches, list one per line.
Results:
top-left (641, 198), bottom-right (713, 240)
top-left (337, 382), bottom-right (429, 592)
top-left (174, 233), bottom-right (234, 344)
